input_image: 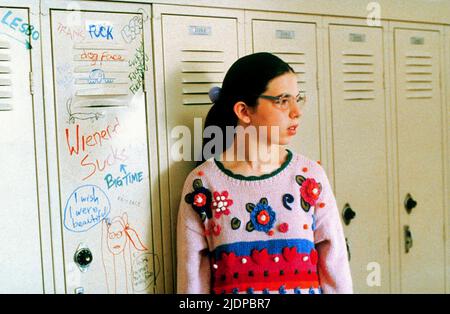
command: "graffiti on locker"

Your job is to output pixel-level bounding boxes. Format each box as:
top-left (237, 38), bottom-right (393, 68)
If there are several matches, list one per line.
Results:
top-left (121, 15), bottom-right (143, 44)
top-left (66, 97), bottom-right (104, 124)
top-left (65, 117), bottom-right (129, 180)
top-left (128, 41), bottom-right (149, 94)
top-left (104, 164), bottom-right (144, 190)
top-left (102, 214), bottom-right (156, 293)
top-left (132, 252), bottom-right (161, 292)
top-left (88, 24), bottom-right (114, 40)
top-left (117, 195), bottom-right (141, 208)
top-left (80, 50), bottom-right (125, 66)
top-left (57, 22), bottom-right (86, 41)
top-left (56, 65), bottom-right (75, 89)
top-left (83, 69), bottom-right (115, 84)
top-left (64, 184), bottom-right (111, 232)
top-left (0, 10), bottom-right (39, 48)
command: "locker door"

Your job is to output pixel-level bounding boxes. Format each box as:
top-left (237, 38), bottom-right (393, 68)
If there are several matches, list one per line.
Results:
top-left (43, 2), bottom-right (158, 294)
top-left (328, 24), bottom-right (390, 293)
top-left (154, 8), bottom-right (243, 291)
top-left (252, 20), bottom-right (320, 161)
top-left (0, 6), bottom-right (44, 293)
top-left (394, 28), bottom-right (445, 293)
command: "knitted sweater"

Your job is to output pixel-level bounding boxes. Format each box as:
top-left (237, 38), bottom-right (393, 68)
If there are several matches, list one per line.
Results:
top-left (176, 149), bottom-right (353, 294)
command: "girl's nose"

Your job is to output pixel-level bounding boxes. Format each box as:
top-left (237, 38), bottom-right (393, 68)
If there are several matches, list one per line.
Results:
top-left (289, 101), bottom-right (302, 119)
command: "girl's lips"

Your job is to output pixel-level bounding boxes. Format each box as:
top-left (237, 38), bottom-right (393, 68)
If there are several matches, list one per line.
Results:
top-left (287, 124), bottom-right (298, 135)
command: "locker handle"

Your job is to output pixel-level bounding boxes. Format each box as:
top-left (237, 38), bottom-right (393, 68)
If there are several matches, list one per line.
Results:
top-left (404, 225), bottom-right (413, 253)
top-left (342, 203), bottom-right (356, 225)
top-left (404, 193), bottom-right (417, 214)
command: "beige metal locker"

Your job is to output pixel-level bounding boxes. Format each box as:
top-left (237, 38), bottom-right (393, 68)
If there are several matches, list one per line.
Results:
top-left (326, 21), bottom-right (391, 293)
top-left (41, 0), bottom-right (159, 294)
top-left (0, 2), bottom-right (52, 293)
top-left (392, 25), bottom-right (446, 293)
top-left (248, 14), bottom-right (322, 162)
top-left (153, 4), bottom-right (245, 292)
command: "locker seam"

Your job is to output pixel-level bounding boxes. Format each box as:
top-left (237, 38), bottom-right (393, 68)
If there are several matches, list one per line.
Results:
top-left (155, 11), bottom-right (172, 293)
top-left (27, 5), bottom-right (46, 293)
top-left (48, 7), bottom-right (68, 294)
top-left (38, 0), bottom-right (57, 293)
top-left (141, 5), bottom-right (160, 294)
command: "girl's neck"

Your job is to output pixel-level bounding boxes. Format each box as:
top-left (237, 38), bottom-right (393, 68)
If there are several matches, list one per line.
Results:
top-left (219, 141), bottom-right (288, 177)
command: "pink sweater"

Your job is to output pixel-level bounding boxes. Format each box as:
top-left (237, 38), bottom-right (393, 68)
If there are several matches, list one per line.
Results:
top-left (176, 150), bottom-right (353, 294)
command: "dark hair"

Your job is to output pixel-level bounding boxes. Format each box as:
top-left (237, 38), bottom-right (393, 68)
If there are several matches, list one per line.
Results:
top-left (198, 52), bottom-right (294, 164)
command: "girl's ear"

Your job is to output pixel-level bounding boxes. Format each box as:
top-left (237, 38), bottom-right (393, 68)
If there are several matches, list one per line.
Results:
top-left (233, 101), bottom-right (252, 125)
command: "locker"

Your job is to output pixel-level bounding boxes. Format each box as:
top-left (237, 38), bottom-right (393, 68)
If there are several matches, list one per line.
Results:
top-left (41, 0), bottom-right (158, 293)
top-left (0, 4), bottom-right (49, 293)
top-left (393, 26), bottom-right (446, 293)
top-left (249, 17), bottom-right (322, 162)
top-left (153, 4), bottom-right (245, 292)
top-left (327, 23), bottom-right (391, 293)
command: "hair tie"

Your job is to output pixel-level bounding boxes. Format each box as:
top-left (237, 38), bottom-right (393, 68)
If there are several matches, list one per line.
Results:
top-left (208, 86), bottom-right (221, 103)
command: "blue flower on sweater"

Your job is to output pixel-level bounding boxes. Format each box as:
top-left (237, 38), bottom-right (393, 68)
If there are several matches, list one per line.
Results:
top-left (246, 198), bottom-right (276, 233)
top-left (184, 179), bottom-right (212, 220)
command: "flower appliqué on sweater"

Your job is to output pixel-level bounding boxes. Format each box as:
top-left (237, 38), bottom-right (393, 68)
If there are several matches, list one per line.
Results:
top-left (204, 220), bottom-right (221, 237)
top-left (296, 175), bottom-right (322, 212)
top-left (184, 178), bottom-right (212, 221)
top-left (212, 191), bottom-right (233, 219)
top-left (245, 198), bottom-right (276, 233)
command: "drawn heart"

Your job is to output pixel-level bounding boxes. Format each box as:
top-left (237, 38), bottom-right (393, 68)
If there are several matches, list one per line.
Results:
top-left (282, 246), bottom-right (298, 262)
top-left (251, 248), bottom-right (269, 265)
top-left (221, 251), bottom-right (237, 267)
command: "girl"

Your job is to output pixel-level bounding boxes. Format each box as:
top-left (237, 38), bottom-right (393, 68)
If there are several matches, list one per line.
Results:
top-left (176, 52), bottom-right (352, 294)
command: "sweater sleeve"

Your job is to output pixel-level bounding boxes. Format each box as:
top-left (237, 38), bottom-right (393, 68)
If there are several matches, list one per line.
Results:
top-left (176, 176), bottom-right (211, 294)
top-left (313, 165), bottom-right (353, 294)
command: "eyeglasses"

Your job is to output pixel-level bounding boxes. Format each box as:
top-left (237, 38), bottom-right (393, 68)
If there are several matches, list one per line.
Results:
top-left (258, 91), bottom-right (306, 110)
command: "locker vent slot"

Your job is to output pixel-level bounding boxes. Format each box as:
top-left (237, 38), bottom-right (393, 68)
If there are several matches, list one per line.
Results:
top-left (73, 42), bottom-right (130, 103)
top-left (181, 49), bottom-right (225, 105)
top-left (0, 39), bottom-right (12, 111)
top-left (273, 52), bottom-right (307, 86)
top-left (404, 54), bottom-right (433, 99)
top-left (341, 52), bottom-right (375, 101)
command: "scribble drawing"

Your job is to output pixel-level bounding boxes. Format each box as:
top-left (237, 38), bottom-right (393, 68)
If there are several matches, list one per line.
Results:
top-left (66, 97), bottom-right (104, 124)
top-left (101, 213), bottom-right (149, 294)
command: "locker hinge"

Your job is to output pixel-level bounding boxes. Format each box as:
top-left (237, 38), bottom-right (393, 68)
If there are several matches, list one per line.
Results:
top-left (29, 71), bottom-right (34, 95)
top-left (387, 236), bottom-right (390, 254)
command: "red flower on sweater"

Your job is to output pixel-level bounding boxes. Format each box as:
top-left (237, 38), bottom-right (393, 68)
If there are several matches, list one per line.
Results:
top-left (256, 210), bottom-right (271, 225)
top-left (212, 191), bottom-right (233, 219)
top-left (300, 178), bottom-right (321, 206)
top-left (193, 193), bottom-right (207, 207)
top-left (278, 223), bottom-right (289, 233)
top-left (210, 220), bottom-right (221, 236)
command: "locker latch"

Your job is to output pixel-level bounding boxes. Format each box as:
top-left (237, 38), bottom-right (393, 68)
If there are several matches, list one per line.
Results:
top-left (74, 243), bottom-right (93, 272)
top-left (342, 203), bottom-right (356, 225)
top-left (404, 225), bottom-right (413, 253)
top-left (404, 193), bottom-right (417, 214)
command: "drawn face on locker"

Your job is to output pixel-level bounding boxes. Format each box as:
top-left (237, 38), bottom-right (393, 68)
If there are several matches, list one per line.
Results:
top-left (0, 7), bottom-right (44, 293)
top-left (49, 8), bottom-right (156, 293)
top-left (328, 24), bottom-right (389, 293)
top-left (252, 21), bottom-right (319, 161)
